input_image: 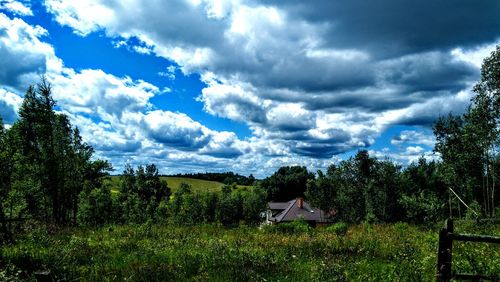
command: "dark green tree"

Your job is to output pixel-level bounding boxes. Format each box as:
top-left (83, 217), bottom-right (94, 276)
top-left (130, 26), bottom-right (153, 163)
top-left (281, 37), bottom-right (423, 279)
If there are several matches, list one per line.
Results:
top-left (5, 79), bottom-right (109, 224)
top-left (260, 166), bottom-right (314, 201)
top-left (434, 45), bottom-right (500, 217)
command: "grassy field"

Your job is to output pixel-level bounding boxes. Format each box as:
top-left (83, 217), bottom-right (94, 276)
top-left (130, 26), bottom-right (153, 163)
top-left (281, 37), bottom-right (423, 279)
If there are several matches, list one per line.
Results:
top-left (1, 221), bottom-right (498, 281)
top-left (105, 176), bottom-right (252, 194)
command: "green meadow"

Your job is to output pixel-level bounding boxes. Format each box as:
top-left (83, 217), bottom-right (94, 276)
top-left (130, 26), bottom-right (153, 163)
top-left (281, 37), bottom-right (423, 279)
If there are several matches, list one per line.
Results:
top-left (1, 221), bottom-right (498, 281)
top-left (106, 176), bottom-right (252, 195)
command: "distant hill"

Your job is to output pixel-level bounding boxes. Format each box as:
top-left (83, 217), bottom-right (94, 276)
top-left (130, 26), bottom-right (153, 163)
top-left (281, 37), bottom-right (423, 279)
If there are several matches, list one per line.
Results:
top-left (106, 175), bottom-right (253, 194)
top-left (169, 172), bottom-right (257, 186)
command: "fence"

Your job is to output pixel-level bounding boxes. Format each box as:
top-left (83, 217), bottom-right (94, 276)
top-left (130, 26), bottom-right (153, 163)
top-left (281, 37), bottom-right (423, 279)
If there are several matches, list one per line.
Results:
top-left (437, 218), bottom-right (500, 281)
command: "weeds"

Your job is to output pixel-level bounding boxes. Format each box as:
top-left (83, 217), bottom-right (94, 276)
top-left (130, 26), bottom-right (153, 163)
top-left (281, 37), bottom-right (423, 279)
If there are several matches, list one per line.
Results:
top-left (0, 222), bottom-right (498, 281)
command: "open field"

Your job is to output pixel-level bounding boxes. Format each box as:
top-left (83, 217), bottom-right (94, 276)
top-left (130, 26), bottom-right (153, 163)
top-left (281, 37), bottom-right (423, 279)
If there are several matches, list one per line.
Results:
top-left (1, 221), bottom-right (498, 281)
top-left (105, 176), bottom-right (253, 194)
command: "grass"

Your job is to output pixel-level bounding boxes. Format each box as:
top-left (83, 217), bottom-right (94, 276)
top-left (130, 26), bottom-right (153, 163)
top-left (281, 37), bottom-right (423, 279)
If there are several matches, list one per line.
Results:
top-left (1, 221), bottom-right (498, 281)
top-left (105, 176), bottom-right (253, 195)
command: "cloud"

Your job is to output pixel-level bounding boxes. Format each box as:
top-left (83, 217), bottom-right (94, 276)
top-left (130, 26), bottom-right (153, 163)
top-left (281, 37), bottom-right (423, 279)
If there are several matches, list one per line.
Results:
top-left (0, 0), bottom-right (32, 16)
top-left (49, 69), bottom-right (158, 118)
top-left (2, 1), bottom-right (500, 176)
top-left (391, 130), bottom-right (436, 147)
top-left (0, 13), bottom-right (52, 91)
top-left (0, 88), bottom-right (22, 123)
top-left (0, 13), bottom-right (257, 174)
top-left (369, 146), bottom-right (439, 165)
top-left (269, 0), bottom-right (500, 57)
top-left (42, 0), bottom-right (500, 161)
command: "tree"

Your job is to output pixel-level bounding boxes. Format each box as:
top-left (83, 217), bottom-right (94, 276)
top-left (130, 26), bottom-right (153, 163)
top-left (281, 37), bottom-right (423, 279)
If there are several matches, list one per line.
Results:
top-left (434, 45), bottom-right (500, 218)
top-left (118, 164), bottom-right (171, 223)
top-left (305, 168), bottom-right (337, 215)
top-left (2, 79), bottom-right (110, 224)
top-left (241, 187), bottom-right (267, 224)
top-left (260, 166), bottom-right (314, 201)
top-left (399, 158), bottom-right (447, 223)
top-left (0, 117), bottom-right (11, 238)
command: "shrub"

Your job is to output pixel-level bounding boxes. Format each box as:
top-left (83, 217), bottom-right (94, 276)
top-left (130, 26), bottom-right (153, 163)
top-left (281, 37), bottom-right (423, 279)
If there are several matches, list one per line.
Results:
top-left (274, 218), bottom-right (311, 234)
top-left (327, 222), bottom-right (348, 236)
top-left (77, 187), bottom-right (113, 226)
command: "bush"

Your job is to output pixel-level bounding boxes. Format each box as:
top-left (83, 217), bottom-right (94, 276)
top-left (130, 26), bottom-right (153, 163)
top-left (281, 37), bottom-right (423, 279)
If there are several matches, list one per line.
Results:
top-left (77, 187), bottom-right (113, 226)
top-left (327, 222), bottom-right (348, 236)
top-left (274, 218), bottom-right (311, 234)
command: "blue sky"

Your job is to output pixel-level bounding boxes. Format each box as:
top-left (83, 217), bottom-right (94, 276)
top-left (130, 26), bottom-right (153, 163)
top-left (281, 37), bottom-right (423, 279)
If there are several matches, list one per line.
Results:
top-left (0, 0), bottom-right (498, 177)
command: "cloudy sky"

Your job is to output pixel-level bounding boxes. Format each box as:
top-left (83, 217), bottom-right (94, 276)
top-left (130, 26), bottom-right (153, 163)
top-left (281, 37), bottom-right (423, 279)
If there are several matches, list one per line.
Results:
top-left (0, 0), bottom-right (498, 177)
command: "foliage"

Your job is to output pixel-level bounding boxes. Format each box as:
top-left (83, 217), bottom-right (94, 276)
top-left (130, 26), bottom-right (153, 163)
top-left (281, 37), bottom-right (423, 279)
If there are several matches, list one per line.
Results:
top-left (171, 171), bottom-right (256, 186)
top-left (76, 186), bottom-right (113, 226)
top-left (273, 217), bottom-right (312, 234)
top-left (0, 79), bottom-right (111, 226)
top-left (117, 164), bottom-right (171, 224)
top-left (1, 222), bottom-right (498, 281)
top-left (326, 222), bottom-right (348, 236)
top-left (434, 45), bottom-right (499, 218)
top-left (260, 166), bottom-right (315, 201)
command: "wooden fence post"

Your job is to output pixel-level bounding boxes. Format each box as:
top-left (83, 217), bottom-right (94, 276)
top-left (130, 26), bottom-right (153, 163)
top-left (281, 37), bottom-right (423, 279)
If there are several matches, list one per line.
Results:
top-left (437, 218), bottom-right (453, 282)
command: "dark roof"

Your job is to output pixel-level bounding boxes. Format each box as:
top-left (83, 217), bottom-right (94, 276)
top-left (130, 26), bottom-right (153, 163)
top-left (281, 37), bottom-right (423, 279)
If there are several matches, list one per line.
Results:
top-left (268, 201), bottom-right (292, 210)
top-left (268, 198), bottom-right (330, 223)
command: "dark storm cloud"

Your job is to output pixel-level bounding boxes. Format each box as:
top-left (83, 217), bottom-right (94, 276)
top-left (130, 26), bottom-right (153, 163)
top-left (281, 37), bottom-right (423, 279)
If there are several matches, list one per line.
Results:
top-left (291, 143), bottom-right (353, 159)
top-left (379, 52), bottom-right (479, 93)
top-left (268, 0), bottom-right (500, 57)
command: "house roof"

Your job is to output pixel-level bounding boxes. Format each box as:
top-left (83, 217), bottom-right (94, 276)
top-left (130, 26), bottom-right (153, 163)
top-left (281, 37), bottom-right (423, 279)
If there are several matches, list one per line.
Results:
top-left (268, 201), bottom-right (292, 210)
top-left (268, 198), bottom-right (329, 223)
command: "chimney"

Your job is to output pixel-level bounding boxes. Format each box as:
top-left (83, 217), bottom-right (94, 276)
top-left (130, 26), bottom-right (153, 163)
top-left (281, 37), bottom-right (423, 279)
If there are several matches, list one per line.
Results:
top-left (297, 197), bottom-right (304, 209)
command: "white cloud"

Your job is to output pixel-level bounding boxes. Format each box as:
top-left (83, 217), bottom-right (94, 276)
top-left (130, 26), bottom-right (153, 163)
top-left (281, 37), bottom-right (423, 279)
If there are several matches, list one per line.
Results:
top-left (0, 0), bottom-right (32, 16)
top-left (451, 43), bottom-right (498, 69)
top-left (391, 130), bottom-right (436, 147)
top-left (0, 13), bottom-right (260, 174)
top-left (3, 1), bottom-right (500, 176)
top-left (44, 0), bottom-right (114, 36)
top-left (369, 147), bottom-right (439, 165)
top-left (48, 69), bottom-right (158, 118)
top-left (40, 0), bottom-right (494, 163)
top-left (0, 88), bottom-right (22, 123)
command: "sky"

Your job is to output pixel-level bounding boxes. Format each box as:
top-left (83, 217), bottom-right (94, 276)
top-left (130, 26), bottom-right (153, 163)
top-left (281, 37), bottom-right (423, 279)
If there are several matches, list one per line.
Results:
top-left (0, 0), bottom-right (499, 178)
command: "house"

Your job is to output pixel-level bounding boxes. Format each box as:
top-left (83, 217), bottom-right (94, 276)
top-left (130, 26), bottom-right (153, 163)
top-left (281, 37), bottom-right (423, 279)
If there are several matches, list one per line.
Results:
top-left (266, 197), bottom-right (331, 226)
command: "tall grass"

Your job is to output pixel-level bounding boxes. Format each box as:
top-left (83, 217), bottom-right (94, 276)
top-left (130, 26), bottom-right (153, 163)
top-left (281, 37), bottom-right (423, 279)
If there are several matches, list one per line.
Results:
top-left (1, 222), bottom-right (498, 281)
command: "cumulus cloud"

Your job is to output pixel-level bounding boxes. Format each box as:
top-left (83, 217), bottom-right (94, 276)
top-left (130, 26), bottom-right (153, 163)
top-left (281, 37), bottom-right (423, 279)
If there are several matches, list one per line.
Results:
top-left (0, 0), bottom-right (32, 16)
top-left (2, 0), bottom-right (500, 175)
top-left (0, 12), bottom-right (256, 174)
top-left (0, 13), bottom-right (52, 91)
top-left (42, 0), bottom-right (500, 161)
top-left (0, 88), bottom-right (22, 123)
top-left (391, 130), bottom-right (436, 147)
top-left (49, 69), bottom-right (158, 118)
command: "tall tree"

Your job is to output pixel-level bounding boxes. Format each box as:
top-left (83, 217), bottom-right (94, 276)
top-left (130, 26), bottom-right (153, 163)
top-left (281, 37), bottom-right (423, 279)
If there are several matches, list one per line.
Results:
top-left (260, 166), bottom-right (314, 201)
top-left (7, 78), bottom-right (109, 224)
top-left (434, 45), bottom-right (500, 218)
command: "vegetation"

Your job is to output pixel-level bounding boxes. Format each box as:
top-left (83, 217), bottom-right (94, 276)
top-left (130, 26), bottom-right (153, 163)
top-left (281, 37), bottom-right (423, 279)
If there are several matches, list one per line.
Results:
top-left (170, 172), bottom-right (256, 186)
top-left (0, 46), bottom-right (499, 280)
top-left (106, 176), bottom-right (251, 195)
top-left (0, 78), bottom-right (112, 229)
top-left (1, 221), bottom-right (498, 281)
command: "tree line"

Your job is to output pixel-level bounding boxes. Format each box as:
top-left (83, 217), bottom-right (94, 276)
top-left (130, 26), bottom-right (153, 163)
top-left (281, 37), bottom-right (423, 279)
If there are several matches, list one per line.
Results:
top-left (170, 172), bottom-right (256, 186)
